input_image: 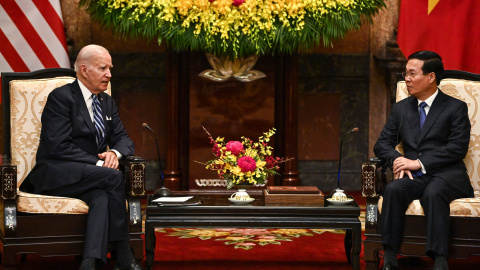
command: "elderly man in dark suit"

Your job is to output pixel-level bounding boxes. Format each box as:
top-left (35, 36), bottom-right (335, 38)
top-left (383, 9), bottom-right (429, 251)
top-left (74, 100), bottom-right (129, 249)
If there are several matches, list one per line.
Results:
top-left (374, 51), bottom-right (474, 270)
top-left (20, 45), bottom-right (142, 270)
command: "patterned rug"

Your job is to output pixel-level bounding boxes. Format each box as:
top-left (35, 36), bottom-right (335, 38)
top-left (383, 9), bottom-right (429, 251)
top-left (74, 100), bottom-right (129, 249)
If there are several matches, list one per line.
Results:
top-left (155, 228), bottom-right (347, 250)
top-left (150, 226), bottom-right (363, 270)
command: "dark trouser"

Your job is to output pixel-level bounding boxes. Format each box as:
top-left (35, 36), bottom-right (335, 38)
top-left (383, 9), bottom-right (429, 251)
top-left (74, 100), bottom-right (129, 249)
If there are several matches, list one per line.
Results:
top-left (381, 175), bottom-right (465, 258)
top-left (44, 164), bottom-right (129, 263)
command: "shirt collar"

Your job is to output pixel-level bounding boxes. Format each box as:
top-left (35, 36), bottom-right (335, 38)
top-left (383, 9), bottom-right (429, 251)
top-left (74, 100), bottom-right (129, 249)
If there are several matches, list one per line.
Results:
top-left (417, 88), bottom-right (439, 107)
top-left (77, 79), bottom-right (94, 102)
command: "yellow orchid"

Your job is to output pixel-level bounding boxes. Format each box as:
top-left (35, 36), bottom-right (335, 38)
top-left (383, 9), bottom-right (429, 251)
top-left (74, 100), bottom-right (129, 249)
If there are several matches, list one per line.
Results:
top-left (231, 166), bottom-right (242, 175)
top-left (256, 160), bottom-right (266, 168)
top-left (82, 0), bottom-right (385, 58)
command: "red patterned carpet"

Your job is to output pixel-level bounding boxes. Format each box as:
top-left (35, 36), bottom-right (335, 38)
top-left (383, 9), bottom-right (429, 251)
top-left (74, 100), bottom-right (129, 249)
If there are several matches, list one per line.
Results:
top-left (149, 228), bottom-right (363, 270)
top-left (147, 227), bottom-right (480, 270)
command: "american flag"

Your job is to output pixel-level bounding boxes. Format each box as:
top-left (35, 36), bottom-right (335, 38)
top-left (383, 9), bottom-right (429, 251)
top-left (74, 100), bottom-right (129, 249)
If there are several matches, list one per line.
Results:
top-left (0, 0), bottom-right (70, 102)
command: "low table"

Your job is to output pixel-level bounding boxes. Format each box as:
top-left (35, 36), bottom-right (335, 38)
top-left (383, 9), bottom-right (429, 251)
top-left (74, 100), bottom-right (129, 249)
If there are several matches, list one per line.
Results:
top-left (145, 194), bottom-right (361, 270)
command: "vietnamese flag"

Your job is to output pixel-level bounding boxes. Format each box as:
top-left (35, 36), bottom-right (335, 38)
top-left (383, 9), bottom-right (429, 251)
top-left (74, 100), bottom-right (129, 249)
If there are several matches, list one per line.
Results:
top-left (397, 0), bottom-right (480, 74)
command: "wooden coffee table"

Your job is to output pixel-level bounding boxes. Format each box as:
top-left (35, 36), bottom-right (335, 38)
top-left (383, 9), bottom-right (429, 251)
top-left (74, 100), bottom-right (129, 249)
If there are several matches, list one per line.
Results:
top-left (144, 194), bottom-right (361, 269)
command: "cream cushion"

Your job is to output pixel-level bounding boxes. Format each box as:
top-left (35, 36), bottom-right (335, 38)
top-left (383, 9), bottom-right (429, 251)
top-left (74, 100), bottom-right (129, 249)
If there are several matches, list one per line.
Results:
top-left (379, 78), bottom-right (480, 217)
top-left (17, 191), bottom-right (89, 214)
top-left (10, 77), bottom-right (111, 214)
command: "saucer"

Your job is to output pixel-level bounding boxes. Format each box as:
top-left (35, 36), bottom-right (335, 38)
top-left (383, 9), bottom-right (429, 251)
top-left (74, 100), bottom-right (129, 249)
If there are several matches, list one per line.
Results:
top-left (228, 198), bottom-right (255, 205)
top-left (326, 198), bottom-right (354, 205)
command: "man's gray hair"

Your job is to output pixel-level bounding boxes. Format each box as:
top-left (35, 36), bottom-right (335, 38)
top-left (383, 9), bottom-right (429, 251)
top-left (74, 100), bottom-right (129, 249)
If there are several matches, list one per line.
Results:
top-left (74, 45), bottom-right (109, 73)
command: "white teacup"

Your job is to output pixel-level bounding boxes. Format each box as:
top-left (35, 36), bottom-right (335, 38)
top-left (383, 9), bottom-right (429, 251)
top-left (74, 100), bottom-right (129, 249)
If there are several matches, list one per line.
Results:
top-left (332, 189), bottom-right (348, 201)
top-left (230, 189), bottom-right (250, 201)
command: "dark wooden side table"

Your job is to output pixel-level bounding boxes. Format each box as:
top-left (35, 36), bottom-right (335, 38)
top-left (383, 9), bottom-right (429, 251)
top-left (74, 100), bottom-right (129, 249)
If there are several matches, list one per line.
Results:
top-left (145, 194), bottom-right (361, 270)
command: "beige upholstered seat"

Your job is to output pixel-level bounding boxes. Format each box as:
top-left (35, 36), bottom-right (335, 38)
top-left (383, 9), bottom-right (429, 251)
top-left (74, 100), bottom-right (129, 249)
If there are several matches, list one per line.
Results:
top-left (377, 78), bottom-right (480, 217)
top-left (9, 77), bottom-right (111, 214)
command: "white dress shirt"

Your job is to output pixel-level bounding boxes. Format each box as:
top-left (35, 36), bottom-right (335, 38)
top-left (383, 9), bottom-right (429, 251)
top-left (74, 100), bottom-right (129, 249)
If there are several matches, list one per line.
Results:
top-left (415, 89), bottom-right (439, 174)
top-left (77, 80), bottom-right (122, 166)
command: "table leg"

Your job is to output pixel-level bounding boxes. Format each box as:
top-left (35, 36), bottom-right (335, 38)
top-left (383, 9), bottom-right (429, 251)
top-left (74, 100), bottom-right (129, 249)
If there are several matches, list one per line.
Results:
top-left (344, 229), bottom-right (352, 263)
top-left (343, 225), bottom-right (361, 270)
top-left (145, 224), bottom-right (156, 270)
top-left (351, 224), bottom-right (361, 270)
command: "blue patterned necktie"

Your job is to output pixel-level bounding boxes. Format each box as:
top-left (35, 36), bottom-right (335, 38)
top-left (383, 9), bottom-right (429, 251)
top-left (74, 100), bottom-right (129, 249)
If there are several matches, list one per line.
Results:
top-left (92, 94), bottom-right (105, 144)
top-left (412, 101), bottom-right (428, 178)
top-left (419, 102), bottom-right (427, 130)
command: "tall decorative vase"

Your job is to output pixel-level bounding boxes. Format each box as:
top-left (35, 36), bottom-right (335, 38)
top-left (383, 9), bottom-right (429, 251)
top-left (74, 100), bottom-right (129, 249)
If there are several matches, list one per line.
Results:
top-left (199, 53), bottom-right (266, 82)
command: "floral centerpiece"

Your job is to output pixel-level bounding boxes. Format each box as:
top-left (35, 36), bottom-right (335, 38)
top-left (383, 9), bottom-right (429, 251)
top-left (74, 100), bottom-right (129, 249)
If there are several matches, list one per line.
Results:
top-left (79, 0), bottom-right (386, 59)
top-left (198, 127), bottom-right (291, 189)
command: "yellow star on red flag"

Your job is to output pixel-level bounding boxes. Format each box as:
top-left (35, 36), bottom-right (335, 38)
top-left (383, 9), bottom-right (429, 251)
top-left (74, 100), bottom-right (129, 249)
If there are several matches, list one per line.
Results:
top-left (429, 0), bottom-right (440, 14)
top-left (398, 0), bottom-right (480, 73)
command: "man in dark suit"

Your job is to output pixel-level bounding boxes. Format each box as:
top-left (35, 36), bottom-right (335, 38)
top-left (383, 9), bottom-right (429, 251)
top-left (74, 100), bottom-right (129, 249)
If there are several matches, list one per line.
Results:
top-left (20, 45), bottom-right (142, 270)
top-left (374, 51), bottom-right (474, 270)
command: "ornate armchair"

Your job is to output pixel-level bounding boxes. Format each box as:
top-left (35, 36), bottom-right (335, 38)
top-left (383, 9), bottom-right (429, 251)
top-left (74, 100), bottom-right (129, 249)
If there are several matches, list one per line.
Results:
top-left (361, 70), bottom-right (480, 270)
top-left (0, 68), bottom-right (146, 269)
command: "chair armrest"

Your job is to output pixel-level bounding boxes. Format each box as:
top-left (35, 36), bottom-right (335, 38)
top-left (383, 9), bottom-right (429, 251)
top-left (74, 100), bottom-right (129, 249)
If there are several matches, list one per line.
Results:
top-left (361, 157), bottom-right (394, 198)
top-left (120, 156), bottom-right (145, 232)
top-left (121, 156), bottom-right (146, 197)
top-left (0, 164), bottom-right (18, 237)
top-left (362, 157), bottom-right (395, 232)
top-left (361, 158), bottom-right (382, 198)
top-left (1, 164), bottom-right (17, 200)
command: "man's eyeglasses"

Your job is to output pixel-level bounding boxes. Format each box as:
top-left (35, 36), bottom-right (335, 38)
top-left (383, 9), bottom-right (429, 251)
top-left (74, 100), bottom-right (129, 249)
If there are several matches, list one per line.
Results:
top-left (401, 72), bottom-right (430, 79)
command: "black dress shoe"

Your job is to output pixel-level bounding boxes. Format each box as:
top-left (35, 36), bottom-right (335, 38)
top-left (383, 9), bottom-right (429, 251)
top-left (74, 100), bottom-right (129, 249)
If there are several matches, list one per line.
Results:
top-left (384, 263), bottom-right (401, 270)
top-left (113, 261), bottom-right (143, 270)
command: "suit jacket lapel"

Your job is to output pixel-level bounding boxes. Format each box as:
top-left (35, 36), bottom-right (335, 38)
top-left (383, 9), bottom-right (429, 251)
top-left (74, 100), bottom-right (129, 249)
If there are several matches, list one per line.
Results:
top-left (405, 97), bottom-right (421, 141)
top-left (72, 80), bottom-right (97, 140)
top-left (418, 90), bottom-right (447, 142)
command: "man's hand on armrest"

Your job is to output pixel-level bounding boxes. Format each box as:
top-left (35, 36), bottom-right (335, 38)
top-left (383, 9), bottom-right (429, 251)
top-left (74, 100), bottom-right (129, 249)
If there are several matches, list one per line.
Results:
top-left (393, 157), bottom-right (422, 180)
top-left (98, 151), bottom-right (119, 169)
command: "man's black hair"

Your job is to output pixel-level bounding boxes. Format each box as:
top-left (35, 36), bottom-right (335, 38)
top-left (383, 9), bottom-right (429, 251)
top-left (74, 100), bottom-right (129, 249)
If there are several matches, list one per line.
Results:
top-left (408, 50), bottom-right (444, 85)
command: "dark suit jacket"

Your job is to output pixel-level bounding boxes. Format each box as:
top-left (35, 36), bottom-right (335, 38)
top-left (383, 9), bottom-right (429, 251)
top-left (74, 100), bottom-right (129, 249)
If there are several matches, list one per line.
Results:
top-left (374, 90), bottom-right (474, 197)
top-left (20, 80), bottom-right (134, 194)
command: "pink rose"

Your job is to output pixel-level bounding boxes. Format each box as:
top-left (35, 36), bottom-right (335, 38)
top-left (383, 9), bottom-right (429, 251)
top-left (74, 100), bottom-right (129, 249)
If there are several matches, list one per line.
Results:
top-left (232, 0), bottom-right (245, 6)
top-left (237, 156), bottom-right (256, 172)
top-left (226, 141), bottom-right (244, 156)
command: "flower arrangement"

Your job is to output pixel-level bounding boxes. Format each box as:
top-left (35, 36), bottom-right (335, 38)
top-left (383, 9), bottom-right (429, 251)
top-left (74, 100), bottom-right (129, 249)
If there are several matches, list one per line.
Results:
top-left (198, 127), bottom-right (291, 189)
top-left (79, 0), bottom-right (385, 58)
